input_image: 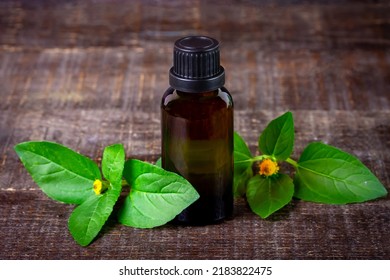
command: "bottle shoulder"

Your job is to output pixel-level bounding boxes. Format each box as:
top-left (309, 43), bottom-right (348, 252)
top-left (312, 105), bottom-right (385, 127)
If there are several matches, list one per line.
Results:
top-left (218, 87), bottom-right (233, 107)
top-left (161, 87), bottom-right (233, 108)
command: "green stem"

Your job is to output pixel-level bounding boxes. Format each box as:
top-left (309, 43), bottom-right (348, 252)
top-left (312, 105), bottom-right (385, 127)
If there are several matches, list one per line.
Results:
top-left (235, 155), bottom-right (269, 164)
top-left (286, 157), bottom-right (298, 168)
top-left (235, 155), bottom-right (274, 164)
top-left (251, 155), bottom-right (268, 162)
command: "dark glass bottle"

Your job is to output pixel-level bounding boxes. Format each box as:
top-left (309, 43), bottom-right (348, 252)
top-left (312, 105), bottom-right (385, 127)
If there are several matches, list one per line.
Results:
top-left (161, 36), bottom-right (233, 224)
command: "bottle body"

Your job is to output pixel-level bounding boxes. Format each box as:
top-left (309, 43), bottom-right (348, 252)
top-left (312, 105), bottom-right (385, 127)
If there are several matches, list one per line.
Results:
top-left (161, 87), bottom-right (233, 224)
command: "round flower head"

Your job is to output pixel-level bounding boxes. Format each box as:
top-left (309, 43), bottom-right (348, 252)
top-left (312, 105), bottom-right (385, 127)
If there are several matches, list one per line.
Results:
top-left (259, 158), bottom-right (279, 177)
top-left (93, 179), bottom-right (103, 195)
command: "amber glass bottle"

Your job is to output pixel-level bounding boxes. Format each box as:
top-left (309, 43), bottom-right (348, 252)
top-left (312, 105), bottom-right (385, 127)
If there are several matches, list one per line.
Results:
top-left (161, 36), bottom-right (233, 224)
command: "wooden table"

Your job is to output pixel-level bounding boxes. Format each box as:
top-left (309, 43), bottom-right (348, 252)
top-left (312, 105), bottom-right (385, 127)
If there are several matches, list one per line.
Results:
top-left (1, 0), bottom-right (389, 259)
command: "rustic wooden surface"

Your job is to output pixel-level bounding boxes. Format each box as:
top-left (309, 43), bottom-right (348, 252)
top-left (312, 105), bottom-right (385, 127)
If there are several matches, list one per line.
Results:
top-left (1, 0), bottom-right (390, 259)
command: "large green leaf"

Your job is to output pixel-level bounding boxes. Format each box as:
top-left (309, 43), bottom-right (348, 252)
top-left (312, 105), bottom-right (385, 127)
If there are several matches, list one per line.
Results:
top-left (258, 111), bottom-right (294, 161)
top-left (118, 159), bottom-right (199, 228)
top-left (294, 142), bottom-right (388, 204)
top-left (233, 132), bottom-right (253, 197)
top-left (68, 181), bottom-right (122, 246)
top-left (247, 174), bottom-right (294, 218)
top-left (14, 141), bottom-right (101, 204)
top-left (234, 131), bottom-right (252, 162)
top-left (68, 144), bottom-right (125, 246)
top-left (102, 143), bottom-right (125, 184)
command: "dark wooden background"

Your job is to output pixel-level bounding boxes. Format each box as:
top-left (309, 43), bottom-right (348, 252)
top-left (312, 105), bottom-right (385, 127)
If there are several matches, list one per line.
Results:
top-left (1, 0), bottom-right (389, 259)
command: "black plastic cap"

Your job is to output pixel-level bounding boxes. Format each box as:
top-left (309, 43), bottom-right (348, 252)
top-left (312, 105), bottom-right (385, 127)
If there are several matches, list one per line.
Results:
top-left (169, 36), bottom-right (225, 92)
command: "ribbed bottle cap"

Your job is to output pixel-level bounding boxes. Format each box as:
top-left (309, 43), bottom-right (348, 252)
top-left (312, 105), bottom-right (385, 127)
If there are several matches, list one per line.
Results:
top-left (169, 36), bottom-right (225, 92)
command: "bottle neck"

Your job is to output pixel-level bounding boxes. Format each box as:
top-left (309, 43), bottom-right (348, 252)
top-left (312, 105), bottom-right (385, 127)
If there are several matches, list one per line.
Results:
top-left (175, 89), bottom-right (220, 98)
top-left (169, 67), bottom-right (225, 93)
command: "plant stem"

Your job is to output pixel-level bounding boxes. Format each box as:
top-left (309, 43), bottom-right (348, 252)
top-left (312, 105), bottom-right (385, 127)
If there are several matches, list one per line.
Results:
top-left (251, 155), bottom-right (268, 162)
top-left (286, 157), bottom-right (298, 168)
top-left (234, 155), bottom-right (267, 164)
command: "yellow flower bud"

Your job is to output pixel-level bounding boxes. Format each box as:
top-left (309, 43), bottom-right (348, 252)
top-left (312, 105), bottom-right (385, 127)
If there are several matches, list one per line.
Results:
top-left (93, 179), bottom-right (103, 195)
top-left (259, 159), bottom-right (279, 177)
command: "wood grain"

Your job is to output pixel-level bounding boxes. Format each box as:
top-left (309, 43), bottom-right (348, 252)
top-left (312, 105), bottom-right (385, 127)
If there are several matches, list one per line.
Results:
top-left (0, 0), bottom-right (389, 259)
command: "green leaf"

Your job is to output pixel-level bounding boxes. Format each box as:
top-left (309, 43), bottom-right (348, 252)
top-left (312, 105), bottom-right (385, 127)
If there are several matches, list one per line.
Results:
top-left (258, 111), bottom-right (294, 161)
top-left (68, 144), bottom-right (125, 246)
top-left (14, 141), bottom-right (101, 204)
top-left (155, 157), bottom-right (162, 168)
top-left (68, 181), bottom-right (122, 246)
top-left (234, 166), bottom-right (253, 197)
top-left (234, 131), bottom-right (253, 161)
top-left (118, 159), bottom-right (199, 228)
top-left (294, 142), bottom-right (388, 204)
top-left (233, 132), bottom-right (253, 197)
top-left (246, 174), bottom-right (294, 218)
top-left (102, 143), bottom-right (125, 184)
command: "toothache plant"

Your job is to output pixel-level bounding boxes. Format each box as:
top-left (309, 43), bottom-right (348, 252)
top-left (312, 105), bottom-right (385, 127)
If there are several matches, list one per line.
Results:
top-left (14, 111), bottom-right (387, 246)
top-left (233, 111), bottom-right (387, 218)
